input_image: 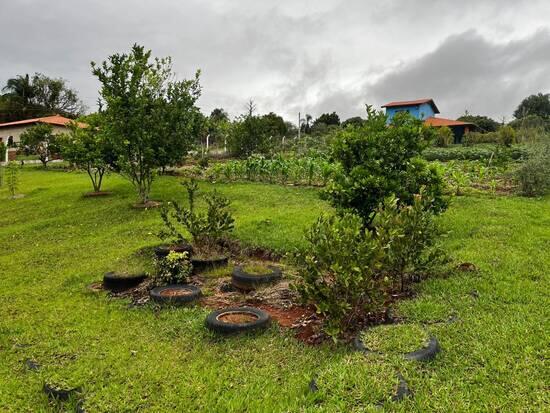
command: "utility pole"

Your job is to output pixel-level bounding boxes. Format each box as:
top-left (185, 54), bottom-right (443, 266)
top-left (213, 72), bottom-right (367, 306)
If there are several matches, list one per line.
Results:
top-left (298, 112), bottom-right (301, 140)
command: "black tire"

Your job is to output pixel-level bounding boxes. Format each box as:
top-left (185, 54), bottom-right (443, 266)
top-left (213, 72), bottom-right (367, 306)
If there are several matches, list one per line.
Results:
top-left (231, 266), bottom-right (282, 290)
top-left (43, 383), bottom-right (81, 401)
top-left (392, 373), bottom-right (412, 401)
top-left (205, 306), bottom-right (270, 334)
top-left (191, 256), bottom-right (228, 274)
top-left (154, 243), bottom-right (193, 259)
top-left (404, 336), bottom-right (440, 361)
top-left (103, 272), bottom-right (147, 291)
top-left (149, 284), bottom-right (201, 305)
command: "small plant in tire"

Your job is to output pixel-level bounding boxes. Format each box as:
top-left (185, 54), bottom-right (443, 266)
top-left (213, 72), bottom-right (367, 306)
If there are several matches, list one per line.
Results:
top-left (152, 251), bottom-right (192, 286)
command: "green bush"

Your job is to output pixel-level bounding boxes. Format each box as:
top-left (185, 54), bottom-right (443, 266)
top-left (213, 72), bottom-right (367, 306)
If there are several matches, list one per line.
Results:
top-left (375, 192), bottom-right (447, 291)
top-left (499, 126), bottom-right (517, 147)
top-left (463, 131), bottom-right (500, 146)
top-left (423, 145), bottom-right (527, 162)
top-left (293, 191), bottom-right (445, 339)
top-left (515, 143), bottom-right (550, 196)
top-left (292, 213), bottom-right (386, 339)
top-left (434, 126), bottom-right (453, 147)
top-left (0, 141), bottom-right (6, 162)
top-left (325, 109), bottom-right (446, 226)
top-left (152, 251), bottom-right (192, 286)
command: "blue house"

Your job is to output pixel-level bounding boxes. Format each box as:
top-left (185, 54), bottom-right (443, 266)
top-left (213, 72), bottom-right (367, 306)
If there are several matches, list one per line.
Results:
top-left (381, 98), bottom-right (475, 143)
top-left (382, 98), bottom-right (440, 122)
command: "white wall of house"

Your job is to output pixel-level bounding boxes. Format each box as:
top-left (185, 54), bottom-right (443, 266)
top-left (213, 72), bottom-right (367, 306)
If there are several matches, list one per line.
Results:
top-left (0, 124), bottom-right (68, 146)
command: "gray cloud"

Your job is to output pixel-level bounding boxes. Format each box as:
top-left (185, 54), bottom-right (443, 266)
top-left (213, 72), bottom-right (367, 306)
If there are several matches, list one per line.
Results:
top-left (1, 1), bottom-right (550, 122)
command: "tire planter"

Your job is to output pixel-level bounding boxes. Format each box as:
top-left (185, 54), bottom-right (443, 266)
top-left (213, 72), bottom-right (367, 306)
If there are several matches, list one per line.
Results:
top-left (103, 272), bottom-right (147, 291)
top-left (231, 266), bottom-right (282, 291)
top-left (191, 256), bottom-right (229, 274)
top-left (205, 306), bottom-right (270, 334)
top-left (154, 243), bottom-right (193, 259)
top-left (149, 284), bottom-right (201, 305)
top-left (404, 336), bottom-right (440, 361)
top-left (43, 383), bottom-right (81, 401)
top-left (392, 373), bottom-right (412, 401)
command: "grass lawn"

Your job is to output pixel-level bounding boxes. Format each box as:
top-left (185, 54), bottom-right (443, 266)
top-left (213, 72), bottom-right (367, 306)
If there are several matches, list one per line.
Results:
top-left (0, 167), bottom-right (548, 412)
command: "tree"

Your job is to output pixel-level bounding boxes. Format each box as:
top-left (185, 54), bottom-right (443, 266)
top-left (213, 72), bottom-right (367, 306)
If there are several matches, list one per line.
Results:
top-left (92, 44), bottom-right (202, 204)
top-left (324, 107), bottom-right (446, 226)
top-left (208, 108), bottom-right (230, 147)
top-left (20, 123), bottom-right (60, 167)
top-left (457, 114), bottom-right (499, 132)
top-left (514, 93), bottom-right (550, 119)
top-left (228, 115), bottom-right (271, 157)
top-left (342, 116), bottom-right (364, 128)
top-left (261, 112), bottom-right (287, 138)
top-left (59, 115), bottom-right (113, 193)
top-left (314, 112), bottom-right (340, 127)
top-left (1, 73), bottom-right (85, 121)
top-left (300, 114), bottom-right (313, 134)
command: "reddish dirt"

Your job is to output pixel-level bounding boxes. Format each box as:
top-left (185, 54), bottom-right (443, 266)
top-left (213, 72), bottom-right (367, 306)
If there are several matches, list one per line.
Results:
top-left (159, 288), bottom-right (193, 297)
top-left (218, 312), bottom-right (259, 324)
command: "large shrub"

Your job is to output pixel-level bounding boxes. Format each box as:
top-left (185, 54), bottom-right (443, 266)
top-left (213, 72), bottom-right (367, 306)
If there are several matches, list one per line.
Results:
top-left (515, 143), bottom-right (550, 196)
top-left (434, 126), bottom-right (453, 147)
top-left (228, 115), bottom-right (273, 158)
top-left (324, 109), bottom-right (446, 226)
top-left (20, 123), bottom-right (60, 167)
top-left (293, 213), bottom-right (386, 338)
top-left (294, 191), bottom-right (445, 339)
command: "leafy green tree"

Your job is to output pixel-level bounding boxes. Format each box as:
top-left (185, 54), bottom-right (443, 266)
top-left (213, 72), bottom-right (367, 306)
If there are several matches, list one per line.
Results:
top-left (91, 44), bottom-right (202, 204)
top-left (313, 112), bottom-right (340, 127)
top-left (457, 114), bottom-right (499, 132)
top-left (228, 115), bottom-right (271, 157)
top-left (261, 112), bottom-right (288, 137)
top-left (342, 116), bottom-right (364, 128)
top-left (207, 108), bottom-right (230, 147)
top-left (324, 107), bottom-right (446, 226)
top-left (1, 73), bottom-right (84, 120)
top-left (514, 93), bottom-right (550, 119)
top-left (20, 123), bottom-right (60, 167)
top-left (59, 116), bottom-right (113, 193)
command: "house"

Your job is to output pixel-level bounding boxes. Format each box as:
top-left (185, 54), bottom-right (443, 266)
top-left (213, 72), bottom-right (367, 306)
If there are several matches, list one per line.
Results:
top-left (381, 98), bottom-right (475, 144)
top-left (0, 115), bottom-right (85, 161)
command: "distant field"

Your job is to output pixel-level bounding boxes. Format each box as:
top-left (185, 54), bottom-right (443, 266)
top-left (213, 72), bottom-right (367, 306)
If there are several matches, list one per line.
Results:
top-left (0, 167), bottom-right (548, 412)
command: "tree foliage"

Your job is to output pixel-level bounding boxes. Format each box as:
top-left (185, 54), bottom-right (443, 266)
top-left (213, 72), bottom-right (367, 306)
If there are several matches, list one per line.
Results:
top-left (457, 114), bottom-right (499, 132)
top-left (324, 107), bottom-right (446, 226)
top-left (59, 115), bottom-right (113, 193)
top-left (92, 44), bottom-right (202, 204)
top-left (1, 73), bottom-right (84, 122)
top-left (514, 93), bottom-right (550, 119)
top-left (314, 112), bottom-right (340, 127)
top-left (20, 123), bottom-right (60, 167)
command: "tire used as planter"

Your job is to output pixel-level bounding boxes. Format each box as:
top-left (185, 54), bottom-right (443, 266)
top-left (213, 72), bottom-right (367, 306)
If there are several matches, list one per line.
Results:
top-left (191, 256), bottom-right (229, 274)
top-left (43, 383), bottom-right (81, 401)
top-left (154, 243), bottom-right (193, 259)
top-left (103, 272), bottom-right (147, 292)
top-left (231, 266), bottom-right (282, 291)
top-left (150, 284), bottom-right (201, 305)
top-left (205, 306), bottom-right (270, 334)
top-left (404, 336), bottom-right (440, 361)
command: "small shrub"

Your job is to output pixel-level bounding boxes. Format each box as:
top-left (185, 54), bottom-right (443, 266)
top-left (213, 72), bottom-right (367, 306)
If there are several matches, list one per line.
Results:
top-left (153, 251), bottom-right (192, 286)
top-left (498, 126), bottom-right (517, 147)
top-left (515, 143), bottom-right (550, 196)
top-left (159, 179), bottom-right (235, 252)
top-left (6, 161), bottom-right (19, 198)
top-left (434, 126), bottom-right (453, 147)
top-left (292, 213), bottom-right (386, 339)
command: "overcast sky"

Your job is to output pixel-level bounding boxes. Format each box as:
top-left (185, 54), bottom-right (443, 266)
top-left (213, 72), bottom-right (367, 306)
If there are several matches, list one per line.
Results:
top-left (2, 0), bottom-right (550, 122)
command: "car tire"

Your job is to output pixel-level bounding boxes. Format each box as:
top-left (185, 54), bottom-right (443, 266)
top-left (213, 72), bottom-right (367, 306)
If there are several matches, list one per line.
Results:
top-left (404, 336), bottom-right (440, 361)
top-left (149, 284), bottom-right (201, 305)
top-left (103, 272), bottom-right (147, 291)
top-left (231, 266), bottom-right (282, 290)
top-left (154, 244), bottom-right (193, 259)
top-left (205, 306), bottom-right (270, 334)
top-left (191, 256), bottom-right (229, 274)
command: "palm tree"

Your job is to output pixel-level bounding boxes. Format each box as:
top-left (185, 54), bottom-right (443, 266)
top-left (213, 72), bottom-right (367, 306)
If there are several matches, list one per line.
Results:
top-left (2, 74), bottom-right (35, 106)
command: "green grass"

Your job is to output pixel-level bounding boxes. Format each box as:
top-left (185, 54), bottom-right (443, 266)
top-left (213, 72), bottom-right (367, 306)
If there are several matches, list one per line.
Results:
top-left (0, 167), bottom-right (548, 412)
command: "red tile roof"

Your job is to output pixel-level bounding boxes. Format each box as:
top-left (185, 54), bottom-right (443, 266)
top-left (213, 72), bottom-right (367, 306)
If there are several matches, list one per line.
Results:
top-left (0, 115), bottom-right (86, 129)
top-left (382, 98), bottom-right (440, 114)
top-left (424, 117), bottom-right (474, 127)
